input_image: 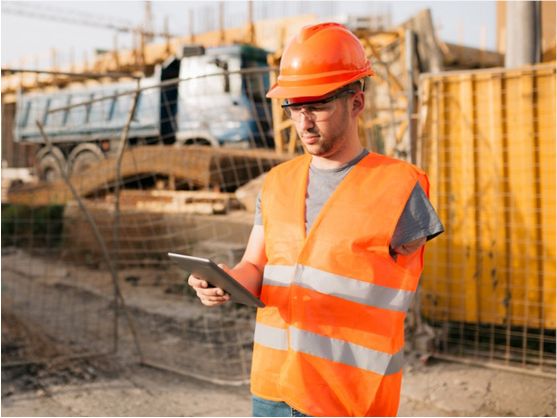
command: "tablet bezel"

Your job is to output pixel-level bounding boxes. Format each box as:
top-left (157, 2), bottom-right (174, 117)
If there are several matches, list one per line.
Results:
top-left (168, 252), bottom-right (265, 308)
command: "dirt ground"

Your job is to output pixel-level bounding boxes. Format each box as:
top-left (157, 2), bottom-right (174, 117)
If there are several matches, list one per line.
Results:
top-left (2, 249), bottom-right (555, 417)
top-left (3, 354), bottom-right (555, 417)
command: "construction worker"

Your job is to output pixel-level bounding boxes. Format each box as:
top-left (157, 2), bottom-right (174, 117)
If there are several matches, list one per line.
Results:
top-left (188, 22), bottom-right (444, 417)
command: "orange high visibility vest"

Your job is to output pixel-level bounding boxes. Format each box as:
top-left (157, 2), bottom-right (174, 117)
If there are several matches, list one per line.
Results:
top-left (250, 152), bottom-right (429, 417)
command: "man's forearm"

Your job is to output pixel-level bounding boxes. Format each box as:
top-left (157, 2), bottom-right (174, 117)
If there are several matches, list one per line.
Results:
top-left (229, 259), bottom-right (264, 296)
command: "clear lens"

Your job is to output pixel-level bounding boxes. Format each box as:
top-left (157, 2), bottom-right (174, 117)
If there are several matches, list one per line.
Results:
top-left (283, 101), bottom-right (338, 122)
top-left (282, 89), bottom-right (355, 122)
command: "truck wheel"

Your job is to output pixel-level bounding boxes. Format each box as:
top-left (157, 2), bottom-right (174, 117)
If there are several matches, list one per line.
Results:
top-left (185, 138), bottom-right (212, 146)
top-left (70, 151), bottom-right (102, 176)
top-left (36, 147), bottom-right (65, 182)
top-left (68, 144), bottom-right (105, 177)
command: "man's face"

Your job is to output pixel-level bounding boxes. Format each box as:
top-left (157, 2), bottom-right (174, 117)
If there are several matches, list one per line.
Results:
top-left (286, 90), bottom-right (354, 158)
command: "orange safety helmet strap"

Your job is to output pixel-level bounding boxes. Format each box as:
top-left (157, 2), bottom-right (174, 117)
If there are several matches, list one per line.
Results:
top-left (267, 22), bottom-right (375, 99)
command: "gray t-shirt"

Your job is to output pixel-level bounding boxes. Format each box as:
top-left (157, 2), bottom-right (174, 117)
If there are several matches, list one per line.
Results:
top-left (254, 149), bottom-right (444, 248)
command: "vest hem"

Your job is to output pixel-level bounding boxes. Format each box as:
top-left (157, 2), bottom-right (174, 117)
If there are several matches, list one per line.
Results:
top-left (250, 389), bottom-right (285, 403)
top-left (278, 385), bottom-right (337, 417)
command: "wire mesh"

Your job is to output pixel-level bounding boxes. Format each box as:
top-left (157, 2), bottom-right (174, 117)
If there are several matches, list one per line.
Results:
top-left (418, 64), bottom-right (556, 376)
top-left (4, 54), bottom-right (555, 396)
top-left (2, 205), bottom-right (118, 366)
top-left (4, 66), bottom-right (285, 385)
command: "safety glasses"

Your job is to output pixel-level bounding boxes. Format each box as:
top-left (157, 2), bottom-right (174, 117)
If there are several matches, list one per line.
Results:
top-left (281, 89), bottom-right (356, 122)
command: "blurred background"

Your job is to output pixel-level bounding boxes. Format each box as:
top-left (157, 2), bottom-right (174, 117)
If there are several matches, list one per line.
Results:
top-left (1, 1), bottom-right (555, 416)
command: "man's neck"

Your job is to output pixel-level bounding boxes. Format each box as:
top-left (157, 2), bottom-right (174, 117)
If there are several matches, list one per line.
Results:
top-left (310, 142), bottom-right (364, 170)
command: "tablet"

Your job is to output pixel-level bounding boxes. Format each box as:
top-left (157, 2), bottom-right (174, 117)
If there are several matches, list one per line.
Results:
top-left (168, 252), bottom-right (265, 308)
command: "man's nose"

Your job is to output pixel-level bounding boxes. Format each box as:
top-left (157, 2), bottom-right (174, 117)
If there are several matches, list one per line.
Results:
top-left (298, 111), bottom-right (315, 129)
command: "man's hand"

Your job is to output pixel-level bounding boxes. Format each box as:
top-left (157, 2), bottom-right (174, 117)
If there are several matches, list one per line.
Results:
top-left (187, 225), bottom-right (266, 307)
top-left (187, 263), bottom-right (231, 307)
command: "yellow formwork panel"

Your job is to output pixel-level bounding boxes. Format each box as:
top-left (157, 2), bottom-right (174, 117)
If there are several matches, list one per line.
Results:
top-left (419, 64), bottom-right (556, 330)
top-left (507, 71), bottom-right (539, 328)
top-left (536, 68), bottom-right (556, 329)
top-left (420, 78), bottom-right (451, 322)
top-left (454, 76), bottom-right (479, 324)
top-left (473, 72), bottom-right (508, 326)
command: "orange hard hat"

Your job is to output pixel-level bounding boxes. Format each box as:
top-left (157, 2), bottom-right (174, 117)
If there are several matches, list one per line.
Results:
top-left (267, 22), bottom-right (374, 99)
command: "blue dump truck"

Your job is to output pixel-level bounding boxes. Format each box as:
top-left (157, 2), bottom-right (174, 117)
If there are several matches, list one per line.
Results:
top-left (14, 44), bottom-right (273, 181)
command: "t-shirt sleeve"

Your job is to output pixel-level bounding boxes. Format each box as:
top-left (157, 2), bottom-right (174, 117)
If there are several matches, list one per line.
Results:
top-left (390, 182), bottom-right (444, 249)
top-left (254, 191), bottom-right (263, 225)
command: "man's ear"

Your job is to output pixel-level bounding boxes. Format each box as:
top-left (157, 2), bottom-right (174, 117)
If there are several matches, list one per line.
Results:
top-left (351, 91), bottom-right (365, 117)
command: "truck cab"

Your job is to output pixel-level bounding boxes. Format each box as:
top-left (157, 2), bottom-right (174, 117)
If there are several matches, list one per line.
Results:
top-left (173, 44), bottom-right (273, 149)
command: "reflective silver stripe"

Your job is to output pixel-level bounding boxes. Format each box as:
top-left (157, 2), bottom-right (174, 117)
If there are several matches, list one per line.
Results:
top-left (263, 264), bottom-right (296, 287)
top-left (254, 323), bottom-right (288, 351)
top-left (290, 327), bottom-right (404, 376)
top-left (299, 265), bottom-right (414, 312)
top-left (263, 263), bottom-right (414, 312)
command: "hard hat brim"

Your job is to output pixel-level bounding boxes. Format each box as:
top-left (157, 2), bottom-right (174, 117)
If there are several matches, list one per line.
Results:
top-left (266, 70), bottom-right (374, 99)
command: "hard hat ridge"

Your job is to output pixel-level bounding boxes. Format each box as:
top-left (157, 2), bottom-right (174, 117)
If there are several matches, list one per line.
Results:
top-left (296, 22), bottom-right (340, 42)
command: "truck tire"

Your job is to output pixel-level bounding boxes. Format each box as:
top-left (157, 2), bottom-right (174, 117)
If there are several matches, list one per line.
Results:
top-left (68, 144), bottom-right (105, 177)
top-left (183, 138), bottom-right (213, 146)
top-left (36, 147), bottom-right (65, 182)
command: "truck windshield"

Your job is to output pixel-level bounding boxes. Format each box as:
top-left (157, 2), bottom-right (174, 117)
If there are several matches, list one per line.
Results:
top-left (180, 54), bottom-right (241, 97)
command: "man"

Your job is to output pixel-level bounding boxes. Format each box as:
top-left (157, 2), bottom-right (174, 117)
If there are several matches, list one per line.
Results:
top-left (188, 22), bottom-right (443, 417)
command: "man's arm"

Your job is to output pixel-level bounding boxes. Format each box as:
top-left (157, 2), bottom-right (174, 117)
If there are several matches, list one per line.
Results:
top-left (187, 224), bottom-right (266, 306)
top-left (228, 224), bottom-right (267, 294)
top-left (390, 183), bottom-right (444, 258)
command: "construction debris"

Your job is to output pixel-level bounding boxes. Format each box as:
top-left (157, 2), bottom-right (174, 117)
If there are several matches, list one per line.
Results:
top-left (104, 190), bottom-right (236, 215)
top-left (234, 174), bottom-right (265, 213)
top-left (5, 146), bottom-right (288, 206)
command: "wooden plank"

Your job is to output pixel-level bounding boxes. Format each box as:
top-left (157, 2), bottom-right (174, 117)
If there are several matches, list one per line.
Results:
top-left (457, 74), bottom-right (479, 323)
top-left (443, 43), bottom-right (503, 69)
top-left (505, 71), bottom-right (539, 328)
top-left (416, 77), bottom-right (431, 165)
top-left (420, 78), bottom-right (450, 322)
top-left (394, 119), bottom-right (409, 145)
top-left (361, 36), bottom-right (405, 94)
top-left (534, 68), bottom-right (556, 330)
top-left (417, 63), bottom-right (556, 81)
top-left (475, 72), bottom-right (507, 325)
top-left (438, 77), bottom-right (451, 324)
top-left (521, 71), bottom-right (541, 329)
top-left (102, 188), bottom-right (233, 214)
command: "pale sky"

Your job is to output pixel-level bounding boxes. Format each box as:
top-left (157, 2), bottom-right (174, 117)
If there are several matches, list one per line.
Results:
top-left (1, 1), bottom-right (497, 69)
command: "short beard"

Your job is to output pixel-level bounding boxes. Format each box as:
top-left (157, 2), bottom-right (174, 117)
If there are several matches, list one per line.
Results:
top-left (299, 103), bottom-right (350, 157)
